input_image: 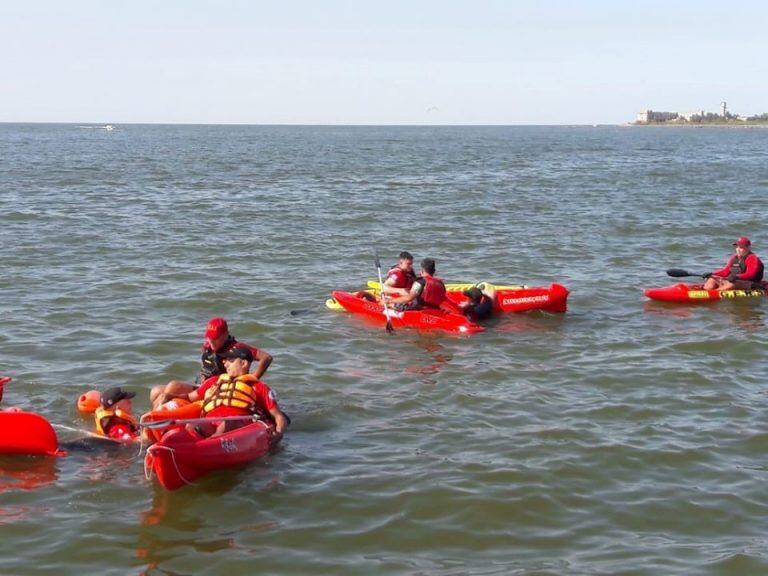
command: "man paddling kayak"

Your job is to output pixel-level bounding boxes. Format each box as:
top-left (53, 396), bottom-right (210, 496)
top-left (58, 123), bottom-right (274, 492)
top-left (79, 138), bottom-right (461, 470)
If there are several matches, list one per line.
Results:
top-left (184, 344), bottom-right (287, 442)
top-left (381, 251), bottom-right (416, 298)
top-left (389, 258), bottom-right (448, 311)
top-left (703, 237), bottom-right (764, 291)
top-left (150, 317), bottom-right (273, 409)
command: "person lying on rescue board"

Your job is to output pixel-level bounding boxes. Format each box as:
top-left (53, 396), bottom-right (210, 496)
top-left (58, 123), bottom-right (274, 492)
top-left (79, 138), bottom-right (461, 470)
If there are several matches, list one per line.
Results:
top-left (150, 317), bottom-right (273, 410)
top-left (183, 344), bottom-right (288, 442)
top-left (703, 237), bottom-right (764, 292)
top-left (460, 284), bottom-right (496, 322)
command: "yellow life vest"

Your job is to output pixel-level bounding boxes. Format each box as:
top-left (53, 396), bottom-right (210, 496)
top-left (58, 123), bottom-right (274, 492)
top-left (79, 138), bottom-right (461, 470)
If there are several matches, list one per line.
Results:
top-left (94, 406), bottom-right (138, 436)
top-left (201, 374), bottom-right (261, 416)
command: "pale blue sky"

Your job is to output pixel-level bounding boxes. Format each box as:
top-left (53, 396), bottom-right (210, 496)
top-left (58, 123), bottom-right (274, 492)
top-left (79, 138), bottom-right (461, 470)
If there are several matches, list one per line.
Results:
top-left (1, 1), bottom-right (766, 125)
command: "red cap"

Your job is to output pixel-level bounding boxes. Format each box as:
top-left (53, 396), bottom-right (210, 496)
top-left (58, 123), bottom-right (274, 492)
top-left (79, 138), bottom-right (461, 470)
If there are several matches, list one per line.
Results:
top-left (733, 236), bottom-right (751, 247)
top-left (204, 317), bottom-right (229, 340)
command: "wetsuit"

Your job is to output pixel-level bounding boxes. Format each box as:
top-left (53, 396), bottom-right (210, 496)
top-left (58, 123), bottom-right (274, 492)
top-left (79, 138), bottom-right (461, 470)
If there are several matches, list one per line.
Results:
top-left (464, 295), bottom-right (494, 321)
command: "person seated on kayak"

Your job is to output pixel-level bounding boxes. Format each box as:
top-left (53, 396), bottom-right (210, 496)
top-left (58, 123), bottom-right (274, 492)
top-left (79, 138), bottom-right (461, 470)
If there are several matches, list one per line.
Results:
top-left (95, 387), bottom-right (139, 441)
top-left (185, 344), bottom-right (287, 442)
top-left (460, 284), bottom-right (496, 322)
top-left (389, 258), bottom-right (447, 311)
top-left (381, 251), bottom-right (416, 298)
top-left (150, 317), bottom-right (273, 410)
top-left (703, 237), bottom-right (764, 291)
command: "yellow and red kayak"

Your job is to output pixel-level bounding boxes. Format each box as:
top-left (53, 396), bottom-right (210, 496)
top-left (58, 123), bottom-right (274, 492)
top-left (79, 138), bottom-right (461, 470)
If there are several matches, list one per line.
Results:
top-left (329, 281), bottom-right (570, 314)
top-left (644, 282), bottom-right (768, 303)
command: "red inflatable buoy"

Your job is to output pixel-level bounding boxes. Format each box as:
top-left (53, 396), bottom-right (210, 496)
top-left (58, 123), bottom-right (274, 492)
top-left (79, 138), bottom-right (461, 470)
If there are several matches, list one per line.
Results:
top-left (0, 411), bottom-right (63, 456)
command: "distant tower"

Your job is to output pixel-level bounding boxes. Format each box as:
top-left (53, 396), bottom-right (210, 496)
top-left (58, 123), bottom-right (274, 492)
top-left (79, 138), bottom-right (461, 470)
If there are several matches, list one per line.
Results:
top-left (720, 101), bottom-right (727, 118)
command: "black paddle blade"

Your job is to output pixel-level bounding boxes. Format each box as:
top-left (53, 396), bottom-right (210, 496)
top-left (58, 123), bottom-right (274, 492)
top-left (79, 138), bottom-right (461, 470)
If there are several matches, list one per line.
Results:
top-left (666, 268), bottom-right (709, 278)
top-left (666, 268), bottom-right (694, 278)
top-left (290, 309), bottom-right (312, 316)
top-left (373, 249), bottom-right (382, 270)
top-left (385, 319), bottom-right (394, 333)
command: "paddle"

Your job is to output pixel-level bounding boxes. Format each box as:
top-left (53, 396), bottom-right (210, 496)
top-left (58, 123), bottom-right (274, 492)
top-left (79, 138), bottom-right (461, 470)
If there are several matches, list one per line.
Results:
top-left (373, 249), bottom-right (395, 333)
top-left (666, 268), bottom-right (710, 278)
top-left (0, 376), bottom-right (10, 403)
top-left (140, 415), bottom-right (261, 430)
top-left (289, 309), bottom-right (313, 316)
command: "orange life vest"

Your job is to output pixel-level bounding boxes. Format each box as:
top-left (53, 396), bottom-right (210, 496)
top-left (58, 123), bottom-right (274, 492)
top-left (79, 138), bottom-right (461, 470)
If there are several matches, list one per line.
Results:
top-left (94, 406), bottom-right (138, 436)
top-left (201, 374), bottom-right (261, 416)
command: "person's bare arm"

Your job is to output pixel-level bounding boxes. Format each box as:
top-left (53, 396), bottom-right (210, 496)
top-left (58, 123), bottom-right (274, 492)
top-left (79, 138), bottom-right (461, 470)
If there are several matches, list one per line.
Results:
top-left (251, 349), bottom-right (273, 379)
top-left (267, 406), bottom-right (288, 447)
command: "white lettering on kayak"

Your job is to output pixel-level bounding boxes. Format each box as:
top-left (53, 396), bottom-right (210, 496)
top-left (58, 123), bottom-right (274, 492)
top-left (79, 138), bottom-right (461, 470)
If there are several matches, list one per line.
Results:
top-left (502, 295), bottom-right (549, 306)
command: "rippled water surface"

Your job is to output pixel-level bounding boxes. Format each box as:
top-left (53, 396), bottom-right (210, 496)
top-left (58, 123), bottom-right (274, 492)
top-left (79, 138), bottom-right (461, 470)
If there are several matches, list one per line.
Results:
top-left (1, 124), bottom-right (768, 575)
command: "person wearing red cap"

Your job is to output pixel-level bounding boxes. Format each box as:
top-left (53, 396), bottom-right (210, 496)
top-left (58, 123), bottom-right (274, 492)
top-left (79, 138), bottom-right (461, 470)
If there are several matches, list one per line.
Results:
top-left (149, 317), bottom-right (273, 409)
top-left (703, 237), bottom-right (764, 291)
top-left (184, 344), bottom-right (287, 441)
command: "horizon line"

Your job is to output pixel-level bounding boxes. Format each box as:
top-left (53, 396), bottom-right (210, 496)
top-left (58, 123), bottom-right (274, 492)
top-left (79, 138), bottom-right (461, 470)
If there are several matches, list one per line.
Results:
top-left (0, 121), bottom-right (625, 128)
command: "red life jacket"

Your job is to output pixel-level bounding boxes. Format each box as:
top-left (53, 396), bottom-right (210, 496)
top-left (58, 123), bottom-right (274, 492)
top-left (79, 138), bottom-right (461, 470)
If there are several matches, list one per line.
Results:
top-left (730, 253), bottom-right (764, 282)
top-left (418, 274), bottom-right (446, 308)
top-left (387, 266), bottom-right (416, 290)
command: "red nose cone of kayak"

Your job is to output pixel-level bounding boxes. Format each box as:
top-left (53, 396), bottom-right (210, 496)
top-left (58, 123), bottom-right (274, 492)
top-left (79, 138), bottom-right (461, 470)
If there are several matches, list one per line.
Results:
top-left (0, 411), bottom-right (64, 456)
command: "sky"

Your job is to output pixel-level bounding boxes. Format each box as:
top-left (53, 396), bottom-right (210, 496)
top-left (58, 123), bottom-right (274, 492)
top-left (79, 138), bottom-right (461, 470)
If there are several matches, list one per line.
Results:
top-left (1, 0), bottom-right (766, 125)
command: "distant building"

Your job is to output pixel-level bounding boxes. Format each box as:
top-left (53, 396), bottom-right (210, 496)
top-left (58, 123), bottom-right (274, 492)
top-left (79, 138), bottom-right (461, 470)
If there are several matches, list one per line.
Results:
top-left (633, 102), bottom-right (768, 124)
top-left (679, 110), bottom-right (706, 121)
top-left (635, 110), bottom-right (678, 123)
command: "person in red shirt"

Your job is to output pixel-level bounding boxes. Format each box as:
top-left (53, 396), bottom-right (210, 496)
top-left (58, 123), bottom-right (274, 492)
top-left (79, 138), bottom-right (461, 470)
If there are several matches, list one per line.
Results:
top-left (186, 344), bottom-right (287, 441)
top-left (703, 237), bottom-right (764, 291)
top-left (150, 317), bottom-right (272, 409)
top-left (381, 251), bottom-right (416, 298)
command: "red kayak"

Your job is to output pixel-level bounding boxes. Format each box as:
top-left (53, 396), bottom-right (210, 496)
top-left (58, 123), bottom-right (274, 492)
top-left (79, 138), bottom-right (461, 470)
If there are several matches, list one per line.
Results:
top-left (144, 420), bottom-right (274, 491)
top-left (445, 283), bottom-right (569, 314)
top-left (645, 282), bottom-right (768, 303)
top-left (0, 411), bottom-right (63, 457)
top-left (331, 290), bottom-right (484, 334)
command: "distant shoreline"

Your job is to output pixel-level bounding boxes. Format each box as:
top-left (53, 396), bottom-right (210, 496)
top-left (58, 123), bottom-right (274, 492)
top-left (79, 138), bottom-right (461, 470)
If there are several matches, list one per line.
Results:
top-left (629, 122), bottom-right (768, 129)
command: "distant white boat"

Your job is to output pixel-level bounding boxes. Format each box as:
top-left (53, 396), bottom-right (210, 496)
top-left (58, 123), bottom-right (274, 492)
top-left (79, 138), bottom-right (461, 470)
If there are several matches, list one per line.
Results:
top-left (103, 125), bottom-right (114, 131)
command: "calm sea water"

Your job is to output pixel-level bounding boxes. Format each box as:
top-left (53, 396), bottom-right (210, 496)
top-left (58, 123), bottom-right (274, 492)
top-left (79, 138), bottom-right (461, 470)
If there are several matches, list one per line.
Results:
top-left (1, 124), bottom-right (767, 575)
